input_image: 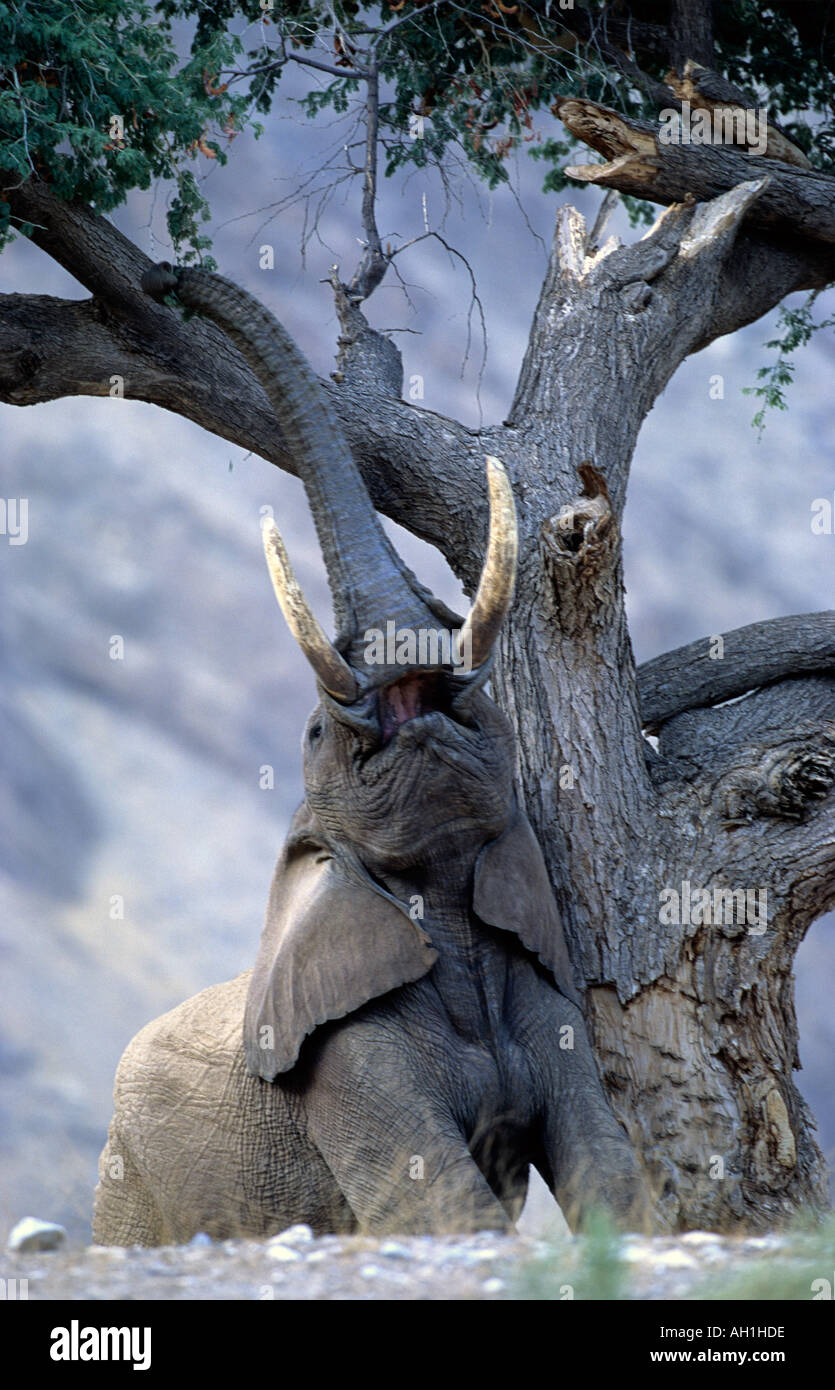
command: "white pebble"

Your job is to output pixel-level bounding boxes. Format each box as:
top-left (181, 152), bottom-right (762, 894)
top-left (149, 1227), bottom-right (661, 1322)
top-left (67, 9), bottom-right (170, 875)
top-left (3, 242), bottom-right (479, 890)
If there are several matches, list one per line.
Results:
top-left (681, 1230), bottom-right (722, 1246)
top-left (621, 1241), bottom-right (652, 1263)
top-left (271, 1223), bottom-right (314, 1245)
top-left (743, 1235), bottom-right (785, 1251)
top-left (653, 1249), bottom-right (698, 1270)
top-left (267, 1245), bottom-right (301, 1262)
top-left (379, 1240), bottom-right (411, 1260)
top-left (7, 1218), bottom-right (67, 1254)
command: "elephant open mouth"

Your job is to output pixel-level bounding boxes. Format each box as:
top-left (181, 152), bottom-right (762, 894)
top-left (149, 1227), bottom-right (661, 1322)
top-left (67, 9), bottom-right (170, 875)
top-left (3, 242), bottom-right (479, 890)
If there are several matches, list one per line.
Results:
top-left (323, 666), bottom-right (486, 792)
top-left (353, 670), bottom-right (491, 791)
top-left (378, 672), bottom-right (452, 745)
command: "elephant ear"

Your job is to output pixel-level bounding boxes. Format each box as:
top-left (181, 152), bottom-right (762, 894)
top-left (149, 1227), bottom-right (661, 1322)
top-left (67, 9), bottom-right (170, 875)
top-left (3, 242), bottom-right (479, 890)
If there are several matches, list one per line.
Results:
top-left (473, 808), bottom-right (582, 1007)
top-left (244, 807), bottom-right (438, 1079)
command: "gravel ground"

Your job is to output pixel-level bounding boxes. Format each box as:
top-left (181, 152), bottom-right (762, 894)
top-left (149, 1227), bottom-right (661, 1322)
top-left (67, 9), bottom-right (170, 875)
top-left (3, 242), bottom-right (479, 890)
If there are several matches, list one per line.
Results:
top-left (4, 1225), bottom-right (821, 1301)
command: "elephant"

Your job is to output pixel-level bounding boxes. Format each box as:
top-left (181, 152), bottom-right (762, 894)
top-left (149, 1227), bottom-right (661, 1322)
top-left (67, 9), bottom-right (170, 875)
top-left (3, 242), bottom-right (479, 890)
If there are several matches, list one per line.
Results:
top-left (92, 266), bottom-right (653, 1245)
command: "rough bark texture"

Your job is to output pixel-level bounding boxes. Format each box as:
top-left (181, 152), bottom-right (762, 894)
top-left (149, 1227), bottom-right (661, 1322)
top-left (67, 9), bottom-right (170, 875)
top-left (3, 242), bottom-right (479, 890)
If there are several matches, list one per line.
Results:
top-left (2, 158), bottom-right (834, 1230)
top-left (669, 0), bottom-right (715, 74)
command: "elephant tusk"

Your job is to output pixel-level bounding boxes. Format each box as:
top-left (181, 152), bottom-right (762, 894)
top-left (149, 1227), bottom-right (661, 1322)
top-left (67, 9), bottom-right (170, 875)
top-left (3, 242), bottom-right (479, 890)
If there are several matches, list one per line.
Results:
top-left (262, 518), bottom-right (359, 702)
top-left (455, 457), bottom-right (518, 670)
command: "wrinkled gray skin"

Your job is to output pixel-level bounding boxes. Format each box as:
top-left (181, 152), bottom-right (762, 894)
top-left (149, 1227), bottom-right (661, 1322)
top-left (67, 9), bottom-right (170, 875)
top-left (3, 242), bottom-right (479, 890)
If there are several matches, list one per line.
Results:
top-left (93, 268), bottom-right (653, 1245)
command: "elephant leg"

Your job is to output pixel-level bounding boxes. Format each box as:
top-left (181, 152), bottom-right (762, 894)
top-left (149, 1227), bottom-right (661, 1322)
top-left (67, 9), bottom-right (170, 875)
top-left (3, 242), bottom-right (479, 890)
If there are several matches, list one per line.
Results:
top-left (522, 990), bottom-right (654, 1232)
top-left (544, 1090), bottom-right (651, 1235)
top-left (301, 1025), bottom-right (513, 1235)
top-left (93, 1121), bottom-right (168, 1248)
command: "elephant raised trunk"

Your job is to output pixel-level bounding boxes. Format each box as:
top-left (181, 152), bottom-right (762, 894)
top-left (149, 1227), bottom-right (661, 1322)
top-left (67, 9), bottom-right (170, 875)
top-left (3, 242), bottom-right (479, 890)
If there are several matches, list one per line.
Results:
top-left (142, 264), bottom-right (517, 700)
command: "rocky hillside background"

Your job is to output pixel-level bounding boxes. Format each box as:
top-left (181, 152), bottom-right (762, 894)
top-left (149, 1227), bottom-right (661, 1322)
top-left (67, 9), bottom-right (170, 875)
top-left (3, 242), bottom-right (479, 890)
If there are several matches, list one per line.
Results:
top-left (1, 97), bottom-right (833, 1243)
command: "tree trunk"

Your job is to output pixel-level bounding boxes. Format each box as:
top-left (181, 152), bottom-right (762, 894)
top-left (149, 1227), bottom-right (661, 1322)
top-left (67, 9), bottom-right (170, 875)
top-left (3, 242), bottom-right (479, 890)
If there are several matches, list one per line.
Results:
top-left (497, 579), bottom-right (834, 1228)
top-left (476, 203), bottom-right (835, 1231)
top-left (452, 195), bottom-right (835, 1230)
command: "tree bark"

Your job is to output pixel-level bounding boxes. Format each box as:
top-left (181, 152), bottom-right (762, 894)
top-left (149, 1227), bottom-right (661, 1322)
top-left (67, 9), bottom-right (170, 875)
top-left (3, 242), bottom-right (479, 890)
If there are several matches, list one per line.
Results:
top-left (0, 182), bottom-right (481, 567)
top-left (555, 97), bottom-right (835, 252)
top-left (2, 171), bottom-right (834, 1229)
top-left (669, 0), bottom-right (715, 74)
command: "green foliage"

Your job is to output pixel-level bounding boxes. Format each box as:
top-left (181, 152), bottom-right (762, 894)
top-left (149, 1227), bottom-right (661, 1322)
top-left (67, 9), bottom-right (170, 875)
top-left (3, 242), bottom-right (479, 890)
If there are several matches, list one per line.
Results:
top-left (6, 1), bottom-right (835, 227)
top-left (512, 1215), bottom-right (835, 1302)
top-left (0, 0), bottom-right (254, 258)
top-left (190, 0), bottom-right (834, 198)
top-left (3, 0), bottom-right (835, 377)
top-left (512, 1209), bottom-right (627, 1301)
top-left (692, 1259), bottom-right (831, 1301)
top-left (574, 1208), bottom-right (627, 1301)
top-left (743, 294), bottom-right (835, 434)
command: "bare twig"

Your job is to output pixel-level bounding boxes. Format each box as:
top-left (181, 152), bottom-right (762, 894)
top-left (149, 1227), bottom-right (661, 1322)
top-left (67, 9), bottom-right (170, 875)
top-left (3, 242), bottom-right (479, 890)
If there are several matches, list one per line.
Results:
top-left (286, 50), bottom-right (369, 83)
top-left (389, 228), bottom-right (488, 401)
top-left (370, 0), bottom-right (450, 47)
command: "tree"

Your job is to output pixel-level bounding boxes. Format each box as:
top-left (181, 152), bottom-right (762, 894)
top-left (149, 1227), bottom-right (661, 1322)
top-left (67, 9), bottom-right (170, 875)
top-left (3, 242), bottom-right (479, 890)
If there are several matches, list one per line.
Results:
top-left (2, 0), bottom-right (834, 1231)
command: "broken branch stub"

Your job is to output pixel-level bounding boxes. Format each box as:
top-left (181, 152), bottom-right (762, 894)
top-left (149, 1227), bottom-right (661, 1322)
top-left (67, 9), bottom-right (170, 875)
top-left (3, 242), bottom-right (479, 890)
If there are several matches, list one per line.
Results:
top-left (555, 96), bottom-right (835, 249)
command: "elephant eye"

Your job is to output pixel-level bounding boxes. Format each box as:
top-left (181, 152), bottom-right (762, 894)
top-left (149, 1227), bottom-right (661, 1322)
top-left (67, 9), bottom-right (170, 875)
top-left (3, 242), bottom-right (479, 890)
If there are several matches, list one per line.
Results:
top-left (309, 723), bottom-right (323, 742)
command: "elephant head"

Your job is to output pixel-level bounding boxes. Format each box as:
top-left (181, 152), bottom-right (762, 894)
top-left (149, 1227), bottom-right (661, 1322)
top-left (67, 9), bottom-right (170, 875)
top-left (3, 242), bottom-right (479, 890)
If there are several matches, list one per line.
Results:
top-left (278, 450), bottom-right (520, 878)
top-left (143, 264), bottom-right (580, 1079)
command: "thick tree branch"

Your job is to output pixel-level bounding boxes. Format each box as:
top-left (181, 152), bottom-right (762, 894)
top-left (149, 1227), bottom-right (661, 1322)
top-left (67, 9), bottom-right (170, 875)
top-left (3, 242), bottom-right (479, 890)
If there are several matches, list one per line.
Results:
top-left (669, 0), bottom-right (714, 73)
top-left (554, 9), bottom-right (671, 62)
top-left (699, 227), bottom-right (834, 345)
top-left (555, 97), bottom-right (835, 250)
top-left (509, 181), bottom-right (798, 505)
top-left (589, 675), bottom-right (835, 1009)
top-left (0, 182), bottom-right (482, 568)
top-left (667, 62), bottom-right (810, 168)
top-left (638, 612), bottom-right (835, 729)
top-left (507, 175), bottom-right (832, 527)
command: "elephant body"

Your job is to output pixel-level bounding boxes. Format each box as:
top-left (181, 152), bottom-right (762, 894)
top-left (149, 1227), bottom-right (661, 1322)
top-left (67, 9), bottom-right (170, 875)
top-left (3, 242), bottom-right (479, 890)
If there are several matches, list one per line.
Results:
top-left (94, 932), bottom-right (643, 1244)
